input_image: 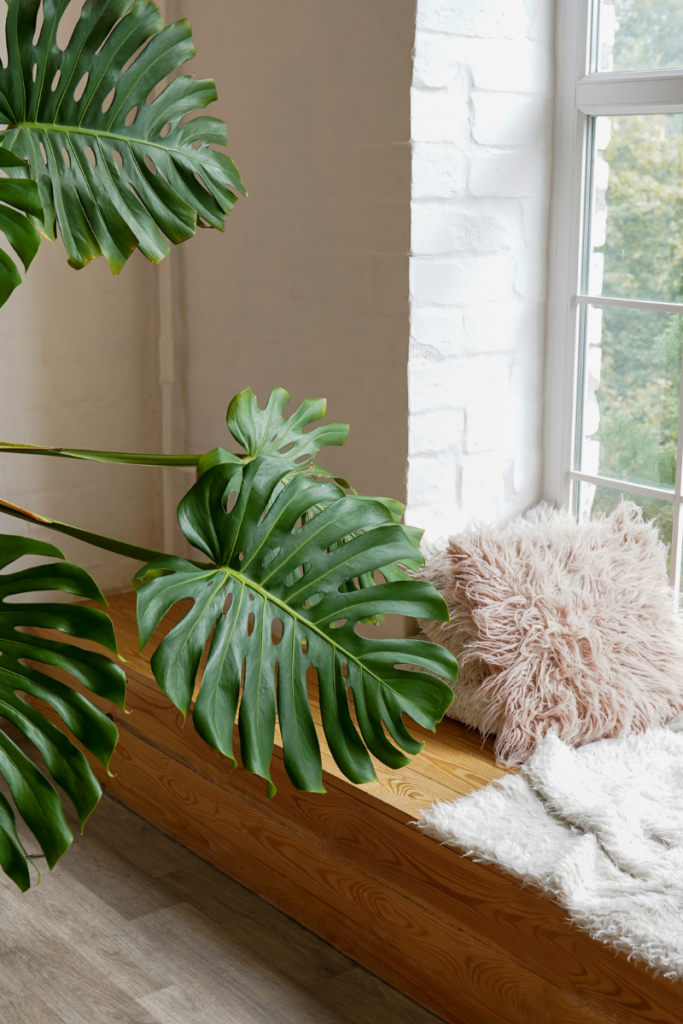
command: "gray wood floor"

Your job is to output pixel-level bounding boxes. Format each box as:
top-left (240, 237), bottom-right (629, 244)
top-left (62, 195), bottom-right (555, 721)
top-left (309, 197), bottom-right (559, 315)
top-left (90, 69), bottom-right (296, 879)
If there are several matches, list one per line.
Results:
top-left (0, 792), bottom-right (443, 1024)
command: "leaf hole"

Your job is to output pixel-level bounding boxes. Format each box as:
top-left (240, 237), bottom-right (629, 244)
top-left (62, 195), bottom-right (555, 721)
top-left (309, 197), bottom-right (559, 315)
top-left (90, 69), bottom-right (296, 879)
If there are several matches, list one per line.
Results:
top-left (279, 442), bottom-right (295, 455)
top-left (32, 0), bottom-right (44, 46)
top-left (331, 619), bottom-right (347, 629)
top-left (192, 140), bottom-right (202, 149)
top-left (271, 618), bottom-right (283, 646)
top-left (294, 454), bottom-right (311, 465)
top-left (341, 663), bottom-right (349, 679)
top-left (56, 0), bottom-right (87, 51)
top-left (102, 87), bottom-right (116, 113)
top-left (32, 63), bottom-right (38, 82)
top-left (74, 71), bottom-right (89, 101)
top-left (247, 612), bottom-right (255, 636)
top-left (308, 593), bottom-right (324, 608)
top-left (194, 171), bottom-right (211, 193)
top-left (84, 145), bottom-right (96, 168)
top-left (223, 592), bottom-right (233, 615)
top-left (239, 549), bottom-right (246, 561)
top-left (144, 154), bottom-right (157, 175)
top-left (206, 580), bottom-right (214, 587)
top-left (248, 592), bottom-right (254, 602)
top-left (270, 434), bottom-right (278, 443)
top-left (225, 490), bottom-right (238, 513)
top-left (61, 146), bottom-right (70, 169)
top-left (301, 637), bottom-right (308, 655)
top-left (38, 141), bottom-right (47, 165)
top-left (112, 150), bottom-right (123, 170)
top-left (121, 37), bottom-right (152, 74)
top-left (125, 105), bottom-right (138, 127)
top-left (160, 122), bottom-right (171, 137)
top-left (51, 69), bottom-right (61, 92)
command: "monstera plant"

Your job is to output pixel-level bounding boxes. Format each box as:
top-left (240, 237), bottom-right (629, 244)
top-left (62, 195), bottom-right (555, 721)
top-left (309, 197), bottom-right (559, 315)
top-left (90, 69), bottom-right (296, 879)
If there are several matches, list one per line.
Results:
top-left (2, 389), bottom-right (458, 802)
top-left (0, 0), bottom-right (245, 887)
top-left (0, 0), bottom-right (456, 890)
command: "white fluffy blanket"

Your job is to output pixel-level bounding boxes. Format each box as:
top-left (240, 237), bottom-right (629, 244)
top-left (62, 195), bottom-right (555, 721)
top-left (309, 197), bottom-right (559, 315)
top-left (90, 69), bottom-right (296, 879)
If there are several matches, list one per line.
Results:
top-left (418, 725), bottom-right (683, 979)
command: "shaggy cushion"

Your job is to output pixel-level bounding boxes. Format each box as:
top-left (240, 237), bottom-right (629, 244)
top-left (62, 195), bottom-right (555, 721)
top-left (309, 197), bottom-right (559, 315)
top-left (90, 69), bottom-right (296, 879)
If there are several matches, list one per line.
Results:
top-left (418, 502), bottom-right (683, 765)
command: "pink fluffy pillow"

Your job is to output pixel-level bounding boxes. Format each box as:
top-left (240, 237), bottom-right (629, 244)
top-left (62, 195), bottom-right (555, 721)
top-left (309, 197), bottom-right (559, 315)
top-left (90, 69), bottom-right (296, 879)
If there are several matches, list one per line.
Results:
top-left (418, 502), bottom-right (683, 765)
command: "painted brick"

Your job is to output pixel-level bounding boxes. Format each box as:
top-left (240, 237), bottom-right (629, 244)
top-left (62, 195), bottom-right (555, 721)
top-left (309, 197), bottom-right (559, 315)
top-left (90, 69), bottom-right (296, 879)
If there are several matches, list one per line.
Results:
top-left (410, 308), bottom-right (467, 360)
top-left (410, 254), bottom-right (517, 308)
top-left (411, 77), bottom-right (469, 144)
top-left (469, 150), bottom-right (549, 198)
top-left (416, 0), bottom-right (531, 40)
top-left (410, 406), bottom-right (465, 455)
top-left (465, 37), bottom-right (552, 93)
top-left (409, 0), bottom-right (553, 544)
top-left (411, 198), bottom-right (524, 256)
top-left (472, 92), bottom-right (549, 147)
top-left (412, 143), bottom-right (468, 200)
top-left (406, 452), bottom-right (457, 510)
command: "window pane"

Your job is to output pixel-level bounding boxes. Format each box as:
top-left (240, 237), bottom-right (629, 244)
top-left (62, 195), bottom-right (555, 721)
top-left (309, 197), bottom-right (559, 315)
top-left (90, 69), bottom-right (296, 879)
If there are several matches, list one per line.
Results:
top-left (594, 0), bottom-right (683, 73)
top-left (576, 481), bottom-right (673, 558)
top-left (576, 305), bottom-right (682, 490)
top-left (586, 115), bottom-right (683, 302)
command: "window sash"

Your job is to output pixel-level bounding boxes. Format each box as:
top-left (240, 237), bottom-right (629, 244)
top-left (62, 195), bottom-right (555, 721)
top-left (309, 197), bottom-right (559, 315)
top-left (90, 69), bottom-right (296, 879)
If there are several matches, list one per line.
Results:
top-left (545, 0), bottom-right (683, 600)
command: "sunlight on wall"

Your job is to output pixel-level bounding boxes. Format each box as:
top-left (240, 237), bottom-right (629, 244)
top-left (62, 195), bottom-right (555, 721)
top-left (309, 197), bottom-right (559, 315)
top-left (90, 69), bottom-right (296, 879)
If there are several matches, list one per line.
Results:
top-left (407, 0), bottom-right (554, 548)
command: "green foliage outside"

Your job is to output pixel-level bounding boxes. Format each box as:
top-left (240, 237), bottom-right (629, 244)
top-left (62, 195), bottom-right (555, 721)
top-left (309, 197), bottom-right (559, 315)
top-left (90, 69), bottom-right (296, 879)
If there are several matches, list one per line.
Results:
top-left (610, 0), bottom-right (683, 73)
top-left (586, 110), bottom-right (683, 551)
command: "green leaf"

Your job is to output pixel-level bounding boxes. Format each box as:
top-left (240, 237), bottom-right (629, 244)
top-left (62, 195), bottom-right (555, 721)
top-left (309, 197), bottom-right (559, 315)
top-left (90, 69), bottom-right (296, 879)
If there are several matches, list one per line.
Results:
top-left (0, 495), bottom-right (170, 564)
top-left (135, 457), bottom-right (456, 796)
top-left (197, 388), bottom-right (350, 476)
top-left (0, 139), bottom-right (42, 308)
top-left (0, 0), bottom-right (245, 274)
top-left (0, 442), bottom-right (200, 467)
top-left (0, 534), bottom-right (127, 887)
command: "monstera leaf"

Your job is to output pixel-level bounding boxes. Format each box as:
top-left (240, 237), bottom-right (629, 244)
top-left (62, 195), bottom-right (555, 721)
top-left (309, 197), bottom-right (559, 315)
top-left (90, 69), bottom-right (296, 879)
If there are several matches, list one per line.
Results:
top-left (0, 535), bottom-right (125, 890)
top-left (0, 388), bottom-right (346, 477)
top-left (134, 457), bottom-right (457, 796)
top-left (198, 388), bottom-right (351, 480)
top-left (0, 142), bottom-right (43, 306)
top-left (0, 0), bottom-right (245, 274)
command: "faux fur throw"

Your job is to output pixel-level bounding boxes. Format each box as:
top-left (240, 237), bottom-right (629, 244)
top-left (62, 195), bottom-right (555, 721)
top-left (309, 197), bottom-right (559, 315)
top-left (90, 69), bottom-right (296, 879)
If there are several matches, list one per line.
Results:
top-left (418, 502), bottom-right (683, 764)
top-left (418, 727), bottom-right (683, 979)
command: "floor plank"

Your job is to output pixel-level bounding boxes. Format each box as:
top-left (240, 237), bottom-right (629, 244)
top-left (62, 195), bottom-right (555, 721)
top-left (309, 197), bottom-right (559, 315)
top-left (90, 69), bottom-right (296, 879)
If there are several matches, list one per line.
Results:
top-left (0, 792), bottom-right (444, 1024)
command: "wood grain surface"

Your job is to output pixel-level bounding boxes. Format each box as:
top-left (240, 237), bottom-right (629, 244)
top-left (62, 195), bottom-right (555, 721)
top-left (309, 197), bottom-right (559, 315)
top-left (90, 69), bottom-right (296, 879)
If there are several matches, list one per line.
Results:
top-left (31, 592), bottom-right (683, 1024)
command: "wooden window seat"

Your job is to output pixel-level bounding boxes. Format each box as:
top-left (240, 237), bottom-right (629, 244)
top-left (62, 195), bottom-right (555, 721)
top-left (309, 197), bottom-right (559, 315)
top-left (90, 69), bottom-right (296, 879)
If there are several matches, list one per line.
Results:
top-left (36, 592), bottom-right (683, 1024)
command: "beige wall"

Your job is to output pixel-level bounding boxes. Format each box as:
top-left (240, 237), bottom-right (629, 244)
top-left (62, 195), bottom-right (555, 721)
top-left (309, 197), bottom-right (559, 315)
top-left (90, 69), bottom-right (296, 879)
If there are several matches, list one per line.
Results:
top-left (0, 243), bottom-right (161, 594)
top-left (177, 0), bottom-right (415, 503)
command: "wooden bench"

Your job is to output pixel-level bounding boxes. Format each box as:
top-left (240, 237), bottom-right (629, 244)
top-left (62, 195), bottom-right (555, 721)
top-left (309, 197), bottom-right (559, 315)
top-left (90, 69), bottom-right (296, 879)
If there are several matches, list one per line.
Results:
top-left (39, 592), bottom-right (683, 1024)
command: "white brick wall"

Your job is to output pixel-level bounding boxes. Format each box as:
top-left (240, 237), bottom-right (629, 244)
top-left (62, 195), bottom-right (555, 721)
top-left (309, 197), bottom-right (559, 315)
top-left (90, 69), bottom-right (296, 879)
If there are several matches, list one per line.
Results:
top-left (407, 0), bottom-right (554, 546)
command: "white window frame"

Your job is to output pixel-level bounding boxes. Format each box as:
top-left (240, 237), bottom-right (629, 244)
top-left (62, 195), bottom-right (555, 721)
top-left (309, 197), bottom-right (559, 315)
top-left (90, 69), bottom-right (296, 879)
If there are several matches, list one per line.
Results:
top-left (545, 0), bottom-right (683, 599)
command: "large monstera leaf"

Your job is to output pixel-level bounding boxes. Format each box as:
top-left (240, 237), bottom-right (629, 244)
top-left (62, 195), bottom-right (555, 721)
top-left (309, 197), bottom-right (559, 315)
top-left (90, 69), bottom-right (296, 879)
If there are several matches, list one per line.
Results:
top-left (0, 535), bottom-right (125, 890)
top-left (0, 142), bottom-right (43, 306)
top-left (134, 457), bottom-right (457, 796)
top-left (0, 0), bottom-right (245, 273)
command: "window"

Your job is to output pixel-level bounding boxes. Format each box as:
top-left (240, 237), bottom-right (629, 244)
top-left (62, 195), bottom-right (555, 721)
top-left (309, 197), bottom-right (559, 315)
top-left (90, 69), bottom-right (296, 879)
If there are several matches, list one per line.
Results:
top-left (547, 0), bottom-right (683, 600)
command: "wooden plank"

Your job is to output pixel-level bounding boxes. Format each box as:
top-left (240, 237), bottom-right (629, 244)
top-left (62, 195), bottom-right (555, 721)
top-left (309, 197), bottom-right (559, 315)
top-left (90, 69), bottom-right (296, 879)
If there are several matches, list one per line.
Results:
top-left (94, 725), bottom-right (612, 1024)
top-left (29, 592), bottom-right (683, 1024)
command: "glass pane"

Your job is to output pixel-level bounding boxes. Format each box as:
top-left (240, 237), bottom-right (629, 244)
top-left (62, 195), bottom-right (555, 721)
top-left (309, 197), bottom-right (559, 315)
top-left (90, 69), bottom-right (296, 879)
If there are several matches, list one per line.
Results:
top-left (594, 0), bottom-right (683, 73)
top-left (576, 305), bottom-right (682, 489)
top-left (576, 481), bottom-right (674, 559)
top-left (586, 115), bottom-right (683, 302)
